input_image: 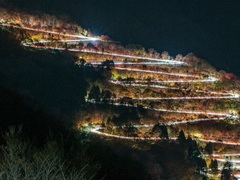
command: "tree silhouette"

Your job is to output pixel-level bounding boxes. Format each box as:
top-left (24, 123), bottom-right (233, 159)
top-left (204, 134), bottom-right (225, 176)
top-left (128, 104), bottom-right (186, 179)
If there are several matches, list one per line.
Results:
top-left (177, 130), bottom-right (186, 145)
top-left (210, 159), bottom-right (218, 173)
top-left (221, 161), bottom-right (233, 180)
top-left (188, 140), bottom-right (201, 159)
top-left (151, 124), bottom-right (168, 139)
top-left (159, 124), bottom-right (169, 139)
top-left (101, 90), bottom-right (112, 103)
top-left (79, 58), bottom-right (86, 67)
top-left (195, 157), bottom-right (207, 173)
top-left (88, 85), bottom-right (101, 102)
top-left (101, 60), bottom-right (115, 70)
top-left (205, 142), bottom-right (213, 155)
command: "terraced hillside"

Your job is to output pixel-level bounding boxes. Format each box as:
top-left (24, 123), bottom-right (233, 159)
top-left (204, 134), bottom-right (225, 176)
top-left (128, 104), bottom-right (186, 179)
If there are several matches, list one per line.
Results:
top-left (1, 11), bottom-right (240, 179)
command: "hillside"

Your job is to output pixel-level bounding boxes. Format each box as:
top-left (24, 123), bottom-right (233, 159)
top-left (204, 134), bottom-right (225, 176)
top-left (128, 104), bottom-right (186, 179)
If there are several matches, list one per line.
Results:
top-left (0, 8), bottom-right (240, 179)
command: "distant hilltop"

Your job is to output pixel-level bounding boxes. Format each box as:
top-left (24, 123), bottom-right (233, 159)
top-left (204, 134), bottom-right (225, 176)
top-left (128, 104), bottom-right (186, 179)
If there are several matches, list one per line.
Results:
top-left (0, 7), bottom-right (238, 82)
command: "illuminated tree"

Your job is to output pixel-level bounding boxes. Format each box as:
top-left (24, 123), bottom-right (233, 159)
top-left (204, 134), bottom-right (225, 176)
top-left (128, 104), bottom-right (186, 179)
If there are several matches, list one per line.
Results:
top-left (148, 48), bottom-right (155, 57)
top-left (175, 54), bottom-right (183, 61)
top-left (126, 44), bottom-right (146, 56)
top-left (161, 51), bottom-right (169, 59)
top-left (77, 42), bottom-right (84, 49)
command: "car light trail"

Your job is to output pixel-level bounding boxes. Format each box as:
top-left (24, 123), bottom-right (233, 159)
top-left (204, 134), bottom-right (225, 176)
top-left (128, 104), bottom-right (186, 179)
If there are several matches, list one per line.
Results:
top-left (202, 172), bottom-right (240, 179)
top-left (31, 39), bottom-right (97, 44)
top-left (199, 138), bottom-right (240, 146)
top-left (93, 102), bottom-right (238, 119)
top-left (131, 77), bottom-right (218, 83)
top-left (110, 81), bottom-right (240, 97)
top-left (90, 61), bottom-right (184, 66)
top-left (110, 81), bottom-right (177, 89)
top-left (0, 23), bottom-right (101, 40)
top-left (5, 21), bottom-right (240, 161)
top-left (113, 95), bottom-right (239, 101)
top-left (90, 126), bottom-right (240, 146)
top-left (112, 118), bottom-right (224, 128)
top-left (132, 79), bottom-right (216, 83)
top-left (114, 67), bottom-right (199, 78)
top-left (90, 126), bottom-right (177, 140)
top-left (21, 45), bottom-right (186, 65)
top-left (147, 107), bottom-right (238, 119)
top-left (204, 153), bottom-right (240, 157)
top-left (215, 158), bottom-right (240, 163)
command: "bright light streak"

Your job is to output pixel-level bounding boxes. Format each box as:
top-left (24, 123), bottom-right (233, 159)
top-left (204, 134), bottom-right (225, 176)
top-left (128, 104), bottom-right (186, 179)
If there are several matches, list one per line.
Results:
top-left (32, 39), bottom-right (96, 44)
top-left (22, 45), bottom-right (186, 65)
top-left (114, 67), bottom-right (199, 78)
top-left (90, 125), bottom-right (240, 146)
top-left (91, 126), bottom-right (177, 140)
top-left (111, 81), bottom-right (174, 89)
top-left (148, 107), bottom-right (237, 118)
top-left (204, 153), bottom-right (240, 157)
top-left (199, 138), bottom-right (240, 146)
top-left (97, 102), bottom-right (237, 119)
top-left (113, 95), bottom-right (239, 100)
top-left (215, 158), bottom-right (240, 163)
top-left (1, 23), bottom-right (100, 40)
top-left (117, 118), bottom-right (224, 128)
top-left (232, 93), bottom-right (240, 98)
top-left (133, 79), bottom-right (217, 83)
top-left (110, 81), bottom-right (240, 97)
top-left (90, 61), bottom-right (184, 66)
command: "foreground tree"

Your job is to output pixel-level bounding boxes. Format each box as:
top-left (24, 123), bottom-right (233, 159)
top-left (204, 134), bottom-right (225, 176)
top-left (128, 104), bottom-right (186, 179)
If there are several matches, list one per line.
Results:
top-left (88, 85), bottom-right (101, 102)
top-left (151, 124), bottom-right (169, 139)
top-left (177, 130), bottom-right (186, 145)
top-left (205, 142), bottom-right (213, 155)
top-left (0, 127), bottom-right (98, 180)
top-left (221, 161), bottom-right (233, 180)
top-left (159, 124), bottom-right (169, 140)
top-left (209, 159), bottom-right (218, 173)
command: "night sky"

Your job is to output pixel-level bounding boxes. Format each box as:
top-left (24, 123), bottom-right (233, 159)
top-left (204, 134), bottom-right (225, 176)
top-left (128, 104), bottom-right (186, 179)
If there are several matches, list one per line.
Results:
top-left (3, 0), bottom-right (240, 75)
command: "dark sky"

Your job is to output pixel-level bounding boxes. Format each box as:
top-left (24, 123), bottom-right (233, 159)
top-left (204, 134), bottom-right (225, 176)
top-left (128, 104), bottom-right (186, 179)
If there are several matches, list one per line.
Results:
top-left (3, 0), bottom-right (240, 75)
